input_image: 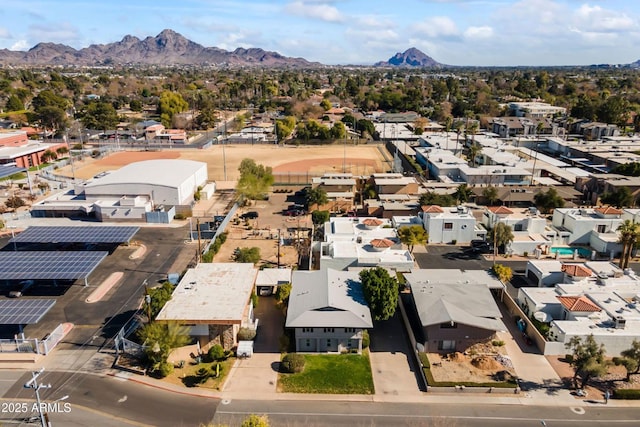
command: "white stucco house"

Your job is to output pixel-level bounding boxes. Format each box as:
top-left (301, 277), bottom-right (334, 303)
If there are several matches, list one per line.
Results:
top-left (420, 205), bottom-right (486, 244)
top-left (552, 207), bottom-right (623, 255)
top-left (483, 206), bottom-right (556, 255)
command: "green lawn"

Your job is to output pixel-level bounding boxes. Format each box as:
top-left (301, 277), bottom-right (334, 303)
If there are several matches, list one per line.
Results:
top-left (278, 353), bottom-right (375, 394)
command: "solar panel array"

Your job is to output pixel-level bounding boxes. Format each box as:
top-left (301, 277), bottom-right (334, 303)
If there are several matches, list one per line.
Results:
top-left (11, 226), bottom-right (139, 244)
top-left (0, 299), bottom-right (56, 324)
top-left (0, 251), bottom-right (109, 280)
top-left (0, 165), bottom-right (26, 179)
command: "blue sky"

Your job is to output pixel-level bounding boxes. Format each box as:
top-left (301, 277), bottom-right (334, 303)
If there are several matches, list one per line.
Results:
top-left (0, 0), bottom-right (638, 66)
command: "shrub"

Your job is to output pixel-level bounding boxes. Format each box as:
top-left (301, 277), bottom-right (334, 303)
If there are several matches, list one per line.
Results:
top-left (241, 414), bottom-right (270, 427)
top-left (208, 344), bottom-right (225, 361)
top-left (275, 283), bottom-right (292, 304)
top-left (279, 334), bottom-right (290, 353)
top-left (613, 389), bottom-right (640, 399)
top-left (362, 330), bottom-right (370, 349)
top-left (281, 353), bottom-right (305, 373)
top-left (492, 340), bottom-right (505, 347)
top-left (451, 239), bottom-right (457, 245)
top-left (523, 251), bottom-right (529, 257)
top-left (251, 292), bottom-right (259, 308)
top-left (564, 354), bottom-right (574, 363)
top-left (157, 362), bottom-right (174, 378)
top-left (238, 327), bottom-right (257, 341)
top-left (174, 213), bottom-right (185, 220)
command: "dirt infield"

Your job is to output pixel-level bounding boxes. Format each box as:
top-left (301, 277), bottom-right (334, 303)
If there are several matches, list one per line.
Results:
top-left (57, 144), bottom-right (390, 181)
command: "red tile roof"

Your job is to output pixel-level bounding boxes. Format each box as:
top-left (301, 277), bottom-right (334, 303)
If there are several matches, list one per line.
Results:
top-left (362, 218), bottom-right (383, 226)
top-left (556, 296), bottom-right (601, 312)
top-left (370, 238), bottom-right (394, 248)
top-left (596, 206), bottom-right (622, 215)
top-left (421, 205), bottom-right (444, 213)
top-left (488, 206), bottom-right (514, 215)
top-left (561, 264), bottom-right (593, 277)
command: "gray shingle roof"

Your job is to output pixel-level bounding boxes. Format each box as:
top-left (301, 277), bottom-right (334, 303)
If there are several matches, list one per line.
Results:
top-left (285, 269), bottom-right (373, 328)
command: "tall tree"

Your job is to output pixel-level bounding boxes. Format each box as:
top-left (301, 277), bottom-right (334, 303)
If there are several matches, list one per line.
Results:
top-left (157, 91), bottom-right (188, 128)
top-left (454, 183), bottom-right (473, 203)
top-left (482, 186), bottom-right (499, 206)
top-left (617, 220), bottom-right (640, 269)
top-left (613, 340), bottom-right (640, 382)
top-left (491, 222), bottom-right (514, 256)
top-left (566, 335), bottom-right (609, 389)
top-left (601, 187), bottom-right (635, 208)
top-left (236, 159), bottom-right (274, 200)
top-left (137, 321), bottom-right (190, 376)
top-left (359, 267), bottom-right (399, 321)
top-left (397, 225), bottom-right (428, 253)
top-left (80, 100), bottom-right (119, 130)
top-left (305, 187), bottom-right (328, 209)
top-left (534, 188), bottom-right (565, 214)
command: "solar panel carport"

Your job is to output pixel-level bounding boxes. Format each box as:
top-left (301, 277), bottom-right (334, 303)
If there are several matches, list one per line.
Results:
top-left (0, 251), bottom-right (108, 286)
top-left (11, 226), bottom-right (139, 244)
top-left (0, 299), bottom-right (56, 325)
top-left (0, 165), bottom-right (26, 179)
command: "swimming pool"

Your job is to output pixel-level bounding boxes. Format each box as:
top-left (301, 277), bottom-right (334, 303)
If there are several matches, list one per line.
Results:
top-left (550, 247), bottom-right (592, 257)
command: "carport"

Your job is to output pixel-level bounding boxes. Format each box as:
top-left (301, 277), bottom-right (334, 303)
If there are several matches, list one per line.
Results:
top-left (0, 299), bottom-right (56, 342)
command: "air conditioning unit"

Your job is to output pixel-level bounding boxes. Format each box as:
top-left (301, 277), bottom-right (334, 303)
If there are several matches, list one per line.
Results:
top-left (615, 316), bottom-right (626, 329)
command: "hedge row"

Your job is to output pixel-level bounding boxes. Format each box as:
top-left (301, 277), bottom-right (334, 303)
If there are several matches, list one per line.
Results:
top-left (613, 389), bottom-right (640, 399)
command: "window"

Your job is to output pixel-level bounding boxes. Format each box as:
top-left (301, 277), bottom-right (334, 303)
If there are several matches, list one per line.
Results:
top-left (305, 339), bottom-right (311, 347)
top-left (326, 339), bottom-right (332, 347)
top-left (323, 328), bottom-right (335, 333)
top-left (597, 225), bottom-right (606, 233)
top-left (302, 327), bottom-right (314, 333)
top-left (444, 222), bottom-right (453, 230)
top-left (514, 224), bottom-right (523, 231)
top-left (344, 328), bottom-right (356, 333)
top-left (440, 322), bottom-right (457, 329)
top-left (438, 340), bottom-right (456, 351)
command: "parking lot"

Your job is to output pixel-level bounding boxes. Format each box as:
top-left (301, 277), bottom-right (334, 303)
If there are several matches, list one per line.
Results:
top-left (0, 225), bottom-right (196, 349)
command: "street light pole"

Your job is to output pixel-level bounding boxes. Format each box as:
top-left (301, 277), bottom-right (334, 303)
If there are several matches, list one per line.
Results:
top-left (8, 225), bottom-right (17, 251)
top-left (24, 368), bottom-right (51, 427)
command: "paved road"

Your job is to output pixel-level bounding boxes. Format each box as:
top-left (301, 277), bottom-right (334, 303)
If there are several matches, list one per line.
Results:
top-left (213, 399), bottom-right (640, 427)
top-left (1, 371), bottom-right (218, 426)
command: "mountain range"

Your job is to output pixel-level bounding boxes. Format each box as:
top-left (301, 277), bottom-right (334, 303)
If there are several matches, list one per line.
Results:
top-left (0, 29), bottom-right (447, 68)
top-left (0, 29), bottom-right (318, 67)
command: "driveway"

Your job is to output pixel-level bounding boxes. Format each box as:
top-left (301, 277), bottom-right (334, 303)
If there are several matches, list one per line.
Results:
top-left (496, 302), bottom-right (562, 392)
top-left (223, 296), bottom-right (283, 398)
top-left (368, 311), bottom-right (424, 400)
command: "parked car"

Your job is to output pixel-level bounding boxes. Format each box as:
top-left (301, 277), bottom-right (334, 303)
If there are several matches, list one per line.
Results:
top-left (469, 243), bottom-right (492, 254)
top-left (8, 280), bottom-right (34, 298)
top-left (284, 209), bottom-right (306, 217)
top-left (241, 211), bottom-right (259, 219)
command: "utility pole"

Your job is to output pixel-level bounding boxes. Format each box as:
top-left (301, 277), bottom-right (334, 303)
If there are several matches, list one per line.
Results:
top-left (493, 222), bottom-right (498, 266)
top-left (277, 228), bottom-right (281, 268)
top-left (144, 280), bottom-right (151, 324)
top-left (196, 218), bottom-right (202, 263)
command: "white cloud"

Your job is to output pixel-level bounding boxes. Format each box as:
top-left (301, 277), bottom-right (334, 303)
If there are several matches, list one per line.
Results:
top-left (11, 40), bottom-right (29, 51)
top-left (286, 1), bottom-right (344, 23)
top-left (28, 23), bottom-right (81, 45)
top-left (0, 28), bottom-right (10, 38)
top-left (412, 16), bottom-right (459, 39)
top-left (575, 4), bottom-right (636, 33)
top-left (464, 26), bottom-right (493, 40)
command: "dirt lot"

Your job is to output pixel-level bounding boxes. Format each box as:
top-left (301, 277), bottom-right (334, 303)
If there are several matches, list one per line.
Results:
top-left (546, 355), bottom-right (640, 399)
top-left (56, 144), bottom-right (389, 181)
top-left (428, 342), bottom-right (516, 384)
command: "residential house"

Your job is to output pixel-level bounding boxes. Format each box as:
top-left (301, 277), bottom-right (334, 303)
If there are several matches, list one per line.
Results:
top-left (311, 173), bottom-right (357, 212)
top-left (368, 173), bottom-right (419, 197)
top-left (405, 269), bottom-right (505, 353)
top-left (552, 207), bottom-right (623, 255)
top-left (516, 264), bottom-right (640, 355)
top-left (285, 268), bottom-right (373, 353)
top-left (316, 217), bottom-right (414, 271)
top-left (508, 102), bottom-right (567, 119)
top-left (483, 206), bottom-right (556, 255)
top-left (155, 263), bottom-right (258, 351)
top-left (420, 205), bottom-right (486, 244)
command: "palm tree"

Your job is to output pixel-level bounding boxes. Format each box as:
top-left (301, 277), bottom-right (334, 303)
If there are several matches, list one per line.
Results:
top-left (454, 121), bottom-right (463, 157)
top-left (491, 222), bottom-right (514, 263)
top-left (468, 142), bottom-right (482, 168)
top-left (617, 220), bottom-right (640, 269)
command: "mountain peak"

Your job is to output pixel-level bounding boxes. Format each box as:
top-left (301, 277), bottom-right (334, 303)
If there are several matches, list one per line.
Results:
top-left (376, 47), bottom-right (442, 68)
